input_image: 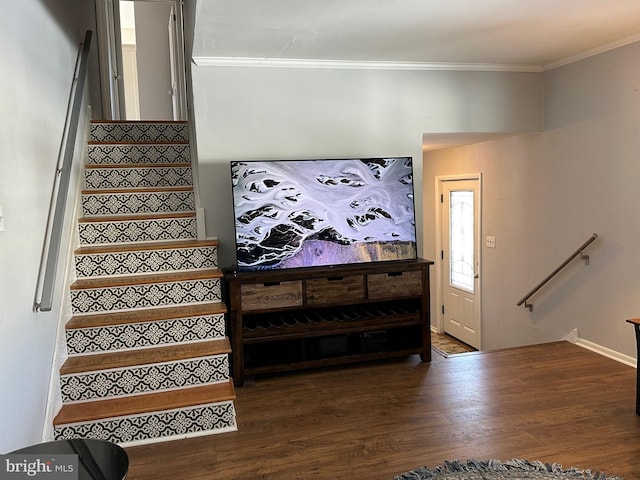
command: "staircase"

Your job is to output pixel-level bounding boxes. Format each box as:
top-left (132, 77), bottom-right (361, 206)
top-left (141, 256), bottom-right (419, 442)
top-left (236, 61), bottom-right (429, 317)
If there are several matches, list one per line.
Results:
top-left (53, 121), bottom-right (237, 446)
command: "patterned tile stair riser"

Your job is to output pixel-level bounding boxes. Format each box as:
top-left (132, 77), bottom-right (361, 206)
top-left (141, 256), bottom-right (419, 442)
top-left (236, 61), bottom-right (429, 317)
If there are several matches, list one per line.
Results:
top-left (74, 244), bottom-right (218, 278)
top-left (65, 311), bottom-right (226, 355)
top-left (60, 354), bottom-right (230, 403)
top-left (54, 401), bottom-right (237, 447)
top-left (53, 121), bottom-right (236, 446)
top-left (89, 122), bottom-right (189, 143)
top-left (70, 277), bottom-right (222, 314)
top-left (84, 165), bottom-right (193, 189)
top-left (78, 216), bottom-right (198, 245)
top-left (82, 190), bottom-right (196, 217)
top-left (87, 144), bottom-right (191, 165)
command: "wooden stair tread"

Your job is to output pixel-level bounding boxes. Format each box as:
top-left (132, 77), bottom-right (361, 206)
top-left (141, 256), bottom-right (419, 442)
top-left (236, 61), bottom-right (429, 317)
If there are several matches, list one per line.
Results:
top-left (87, 143), bottom-right (189, 148)
top-left (87, 143), bottom-right (189, 147)
top-left (70, 269), bottom-right (223, 290)
top-left (78, 212), bottom-right (195, 223)
top-left (82, 187), bottom-right (193, 194)
top-left (75, 239), bottom-right (219, 255)
top-left (88, 141), bottom-right (189, 145)
top-left (66, 302), bottom-right (226, 329)
top-left (91, 120), bottom-right (188, 124)
top-left (90, 118), bottom-right (189, 125)
top-left (61, 338), bottom-right (231, 374)
top-left (85, 163), bottom-right (191, 169)
top-left (53, 381), bottom-right (235, 425)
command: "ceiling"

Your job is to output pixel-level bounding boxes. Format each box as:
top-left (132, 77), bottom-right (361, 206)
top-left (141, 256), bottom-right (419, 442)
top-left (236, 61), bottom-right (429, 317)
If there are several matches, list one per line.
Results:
top-left (192, 0), bottom-right (640, 70)
top-left (190, 0), bottom-right (640, 150)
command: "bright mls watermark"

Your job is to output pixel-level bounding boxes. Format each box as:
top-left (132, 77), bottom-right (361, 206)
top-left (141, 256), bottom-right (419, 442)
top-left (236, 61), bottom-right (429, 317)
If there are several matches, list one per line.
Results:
top-left (0, 455), bottom-right (77, 479)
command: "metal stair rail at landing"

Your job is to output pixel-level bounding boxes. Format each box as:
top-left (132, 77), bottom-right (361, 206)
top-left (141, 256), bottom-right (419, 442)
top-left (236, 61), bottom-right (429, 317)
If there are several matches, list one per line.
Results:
top-left (517, 233), bottom-right (598, 312)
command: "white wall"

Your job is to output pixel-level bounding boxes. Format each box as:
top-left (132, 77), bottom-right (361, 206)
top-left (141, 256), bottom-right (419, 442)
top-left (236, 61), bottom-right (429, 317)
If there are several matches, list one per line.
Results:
top-left (423, 41), bottom-right (640, 357)
top-left (0, 0), bottom-right (93, 452)
top-left (190, 66), bottom-right (543, 268)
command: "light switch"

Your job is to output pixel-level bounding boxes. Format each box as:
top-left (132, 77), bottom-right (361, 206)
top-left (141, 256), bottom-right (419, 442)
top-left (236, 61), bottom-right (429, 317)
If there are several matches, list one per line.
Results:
top-left (486, 235), bottom-right (496, 248)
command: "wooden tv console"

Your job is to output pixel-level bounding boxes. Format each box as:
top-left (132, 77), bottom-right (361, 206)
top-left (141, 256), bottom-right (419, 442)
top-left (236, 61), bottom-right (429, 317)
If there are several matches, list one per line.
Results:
top-left (224, 258), bottom-right (433, 386)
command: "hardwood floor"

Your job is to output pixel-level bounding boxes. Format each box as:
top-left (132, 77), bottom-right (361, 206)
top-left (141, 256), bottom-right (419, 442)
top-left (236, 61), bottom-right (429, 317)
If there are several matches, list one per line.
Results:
top-left (125, 342), bottom-right (640, 479)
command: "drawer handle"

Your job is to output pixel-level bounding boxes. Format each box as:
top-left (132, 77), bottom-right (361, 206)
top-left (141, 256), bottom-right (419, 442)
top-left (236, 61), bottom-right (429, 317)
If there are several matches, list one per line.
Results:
top-left (327, 276), bottom-right (344, 281)
top-left (263, 281), bottom-right (281, 287)
top-left (387, 272), bottom-right (403, 277)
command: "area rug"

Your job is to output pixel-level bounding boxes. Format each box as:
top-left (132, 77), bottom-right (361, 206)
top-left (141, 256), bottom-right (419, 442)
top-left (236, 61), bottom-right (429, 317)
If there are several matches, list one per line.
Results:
top-left (394, 459), bottom-right (622, 479)
top-left (431, 333), bottom-right (475, 357)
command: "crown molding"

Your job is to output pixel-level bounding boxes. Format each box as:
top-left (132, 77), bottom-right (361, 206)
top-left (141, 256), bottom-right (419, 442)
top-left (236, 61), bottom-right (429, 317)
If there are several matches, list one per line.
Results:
top-left (543, 33), bottom-right (640, 71)
top-left (192, 56), bottom-right (544, 73)
top-left (192, 36), bottom-right (640, 73)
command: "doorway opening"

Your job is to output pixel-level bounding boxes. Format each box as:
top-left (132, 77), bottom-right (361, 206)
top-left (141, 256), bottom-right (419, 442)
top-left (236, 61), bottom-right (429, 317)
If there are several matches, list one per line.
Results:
top-left (435, 174), bottom-right (482, 349)
top-left (95, 0), bottom-right (187, 121)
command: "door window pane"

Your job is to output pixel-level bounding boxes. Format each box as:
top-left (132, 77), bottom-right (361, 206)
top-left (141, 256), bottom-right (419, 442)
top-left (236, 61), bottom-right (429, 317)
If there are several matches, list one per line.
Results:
top-left (449, 190), bottom-right (475, 293)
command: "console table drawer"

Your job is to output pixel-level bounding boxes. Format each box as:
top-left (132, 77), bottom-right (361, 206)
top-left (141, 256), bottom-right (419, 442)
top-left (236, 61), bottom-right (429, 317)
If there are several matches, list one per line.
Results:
top-left (307, 275), bottom-right (365, 305)
top-left (241, 281), bottom-right (303, 311)
top-left (367, 271), bottom-right (422, 299)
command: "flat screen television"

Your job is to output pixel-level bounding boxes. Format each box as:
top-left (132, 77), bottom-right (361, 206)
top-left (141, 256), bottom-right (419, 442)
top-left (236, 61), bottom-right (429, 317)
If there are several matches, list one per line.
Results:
top-left (230, 157), bottom-right (417, 271)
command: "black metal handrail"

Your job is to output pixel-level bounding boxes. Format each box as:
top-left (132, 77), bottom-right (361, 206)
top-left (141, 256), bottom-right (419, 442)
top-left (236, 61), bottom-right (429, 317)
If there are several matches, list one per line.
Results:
top-left (34, 30), bottom-right (92, 312)
top-left (517, 233), bottom-right (598, 312)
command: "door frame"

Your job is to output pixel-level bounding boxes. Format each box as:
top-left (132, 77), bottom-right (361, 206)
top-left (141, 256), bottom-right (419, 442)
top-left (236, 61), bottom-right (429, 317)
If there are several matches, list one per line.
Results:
top-left (167, 2), bottom-right (188, 120)
top-left (95, 0), bottom-right (188, 120)
top-left (95, 0), bottom-right (126, 119)
top-left (434, 173), bottom-right (483, 348)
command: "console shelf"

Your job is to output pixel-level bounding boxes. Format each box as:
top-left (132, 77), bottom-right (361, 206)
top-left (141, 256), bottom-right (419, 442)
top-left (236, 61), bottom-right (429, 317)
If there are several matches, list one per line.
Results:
top-left (224, 258), bottom-right (433, 386)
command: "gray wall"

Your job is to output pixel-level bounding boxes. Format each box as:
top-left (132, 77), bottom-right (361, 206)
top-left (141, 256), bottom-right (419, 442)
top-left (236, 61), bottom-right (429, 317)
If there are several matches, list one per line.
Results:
top-left (423, 41), bottom-right (640, 356)
top-left (0, 0), bottom-right (95, 452)
top-left (190, 66), bottom-right (543, 268)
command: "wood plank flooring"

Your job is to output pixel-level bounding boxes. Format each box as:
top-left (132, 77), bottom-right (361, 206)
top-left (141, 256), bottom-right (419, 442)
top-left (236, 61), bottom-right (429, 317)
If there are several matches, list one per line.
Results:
top-left (124, 342), bottom-right (640, 479)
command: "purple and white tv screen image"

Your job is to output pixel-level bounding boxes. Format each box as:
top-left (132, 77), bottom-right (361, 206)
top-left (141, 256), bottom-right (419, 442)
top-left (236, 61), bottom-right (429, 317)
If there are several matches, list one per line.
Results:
top-left (230, 157), bottom-right (417, 271)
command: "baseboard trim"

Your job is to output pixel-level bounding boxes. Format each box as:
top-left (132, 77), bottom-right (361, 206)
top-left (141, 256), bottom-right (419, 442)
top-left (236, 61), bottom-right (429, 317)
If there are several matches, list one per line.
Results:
top-left (432, 325), bottom-right (636, 368)
top-left (574, 337), bottom-right (636, 368)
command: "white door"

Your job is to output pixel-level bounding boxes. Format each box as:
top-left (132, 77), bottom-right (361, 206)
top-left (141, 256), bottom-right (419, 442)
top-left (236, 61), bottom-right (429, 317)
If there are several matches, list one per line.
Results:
top-left (441, 178), bottom-right (481, 348)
